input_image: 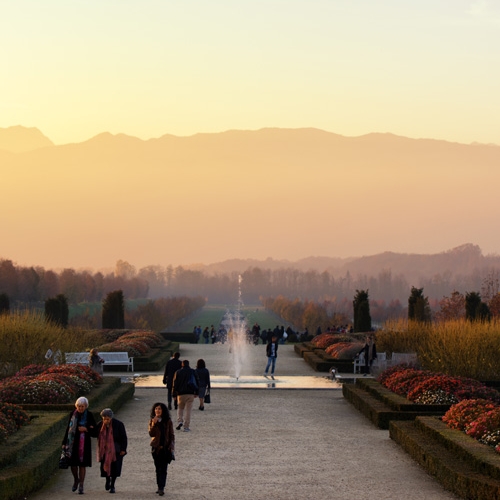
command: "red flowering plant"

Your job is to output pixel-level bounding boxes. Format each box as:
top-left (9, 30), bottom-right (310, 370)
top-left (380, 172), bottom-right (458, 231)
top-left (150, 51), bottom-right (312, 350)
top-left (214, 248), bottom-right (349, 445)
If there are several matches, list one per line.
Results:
top-left (382, 368), bottom-right (434, 397)
top-left (326, 342), bottom-right (363, 359)
top-left (465, 406), bottom-right (500, 446)
top-left (46, 364), bottom-right (100, 390)
top-left (442, 399), bottom-right (498, 431)
top-left (310, 333), bottom-right (339, 349)
top-left (15, 364), bottom-right (47, 377)
top-left (120, 331), bottom-right (162, 348)
top-left (0, 364), bottom-right (101, 405)
top-left (0, 403), bottom-right (30, 432)
top-left (377, 363), bottom-right (417, 386)
top-left (98, 330), bottom-right (163, 357)
top-left (454, 384), bottom-right (500, 404)
top-left (407, 374), bottom-right (480, 401)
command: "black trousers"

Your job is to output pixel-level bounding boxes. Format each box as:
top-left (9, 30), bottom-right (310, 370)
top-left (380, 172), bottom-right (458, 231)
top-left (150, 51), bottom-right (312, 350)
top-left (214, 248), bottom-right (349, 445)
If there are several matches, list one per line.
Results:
top-left (153, 453), bottom-right (169, 489)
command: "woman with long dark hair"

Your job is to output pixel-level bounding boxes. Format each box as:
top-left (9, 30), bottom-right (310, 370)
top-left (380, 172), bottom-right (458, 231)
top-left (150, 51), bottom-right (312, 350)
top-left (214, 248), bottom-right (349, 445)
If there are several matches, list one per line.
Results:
top-left (62, 396), bottom-right (97, 494)
top-left (148, 402), bottom-right (175, 496)
top-left (195, 358), bottom-right (211, 411)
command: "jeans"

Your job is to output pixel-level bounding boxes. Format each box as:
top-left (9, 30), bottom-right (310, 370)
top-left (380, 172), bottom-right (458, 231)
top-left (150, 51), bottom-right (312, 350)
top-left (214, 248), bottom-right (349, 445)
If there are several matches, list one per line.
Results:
top-left (264, 356), bottom-right (276, 374)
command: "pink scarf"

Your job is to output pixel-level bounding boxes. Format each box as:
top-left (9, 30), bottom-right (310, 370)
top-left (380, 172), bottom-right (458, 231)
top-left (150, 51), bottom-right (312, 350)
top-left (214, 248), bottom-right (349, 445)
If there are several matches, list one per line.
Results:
top-left (97, 422), bottom-right (116, 475)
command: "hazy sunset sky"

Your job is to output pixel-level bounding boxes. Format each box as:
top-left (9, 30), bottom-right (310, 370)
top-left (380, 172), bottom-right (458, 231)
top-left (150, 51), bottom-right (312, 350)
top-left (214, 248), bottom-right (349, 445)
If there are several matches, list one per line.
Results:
top-left (2, 0), bottom-right (500, 146)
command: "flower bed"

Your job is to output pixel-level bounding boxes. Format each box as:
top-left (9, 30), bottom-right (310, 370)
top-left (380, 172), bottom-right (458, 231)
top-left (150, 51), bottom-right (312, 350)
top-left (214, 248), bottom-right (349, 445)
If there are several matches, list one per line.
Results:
top-left (98, 330), bottom-right (163, 356)
top-left (0, 363), bottom-right (102, 442)
top-left (378, 364), bottom-right (500, 405)
top-left (443, 399), bottom-right (500, 454)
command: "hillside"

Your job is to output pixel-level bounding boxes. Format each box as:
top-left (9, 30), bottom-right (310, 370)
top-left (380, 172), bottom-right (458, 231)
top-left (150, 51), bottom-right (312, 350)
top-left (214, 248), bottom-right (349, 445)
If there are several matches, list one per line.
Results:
top-left (1, 127), bottom-right (499, 270)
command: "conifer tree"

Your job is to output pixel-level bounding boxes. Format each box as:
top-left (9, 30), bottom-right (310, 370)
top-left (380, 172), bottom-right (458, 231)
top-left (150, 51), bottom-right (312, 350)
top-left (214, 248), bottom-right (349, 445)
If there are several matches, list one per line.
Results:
top-left (102, 290), bottom-right (125, 329)
top-left (44, 294), bottom-right (69, 327)
top-left (0, 293), bottom-right (10, 315)
top-left (408, 286), bottom-right (431, 322)
top-left (353, 289), bottom-right (372, 332)
top-left (465, 291), bottom-right (490, 322)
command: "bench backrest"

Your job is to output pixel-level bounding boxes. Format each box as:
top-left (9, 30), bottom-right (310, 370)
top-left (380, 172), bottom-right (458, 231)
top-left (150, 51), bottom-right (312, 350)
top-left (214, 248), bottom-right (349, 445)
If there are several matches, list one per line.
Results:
top-left (99, 352), bottom-right (131, 363)
top-left (65, 352), bottom-right (89, 364)
top-left (392, 352), bottom-right (417, 364)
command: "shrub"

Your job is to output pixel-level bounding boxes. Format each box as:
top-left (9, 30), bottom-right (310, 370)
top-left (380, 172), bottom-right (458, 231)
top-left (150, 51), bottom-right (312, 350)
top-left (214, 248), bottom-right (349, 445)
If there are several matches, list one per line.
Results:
top-left (443, 399), bottom-right (498, 431)
top-left (326, 342), bottom-right (363, 359)
top-left (310, 333), bottom-right (338, 348)
top-left (466, 408), bottom-right (500, 442)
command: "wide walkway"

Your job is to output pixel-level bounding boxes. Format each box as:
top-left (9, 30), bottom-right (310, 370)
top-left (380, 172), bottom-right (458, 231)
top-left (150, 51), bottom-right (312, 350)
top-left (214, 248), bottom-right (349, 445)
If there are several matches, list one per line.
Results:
top-left (29, 344), bottom-right (458, 500)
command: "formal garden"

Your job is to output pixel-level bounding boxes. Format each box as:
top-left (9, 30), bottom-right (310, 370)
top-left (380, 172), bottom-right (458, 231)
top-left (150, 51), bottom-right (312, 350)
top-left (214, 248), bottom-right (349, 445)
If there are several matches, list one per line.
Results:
top-left (0, 309), bottom-right (180, 500)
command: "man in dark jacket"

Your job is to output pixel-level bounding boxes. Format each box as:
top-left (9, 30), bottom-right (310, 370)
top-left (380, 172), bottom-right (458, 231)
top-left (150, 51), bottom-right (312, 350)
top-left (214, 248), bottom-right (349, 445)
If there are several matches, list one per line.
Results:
top-left (172, 360), bottom-right (199, 432)
top-left (163, 352), bottom-right (182, 410)
top-left (264, 336), bottom-right (279, 380)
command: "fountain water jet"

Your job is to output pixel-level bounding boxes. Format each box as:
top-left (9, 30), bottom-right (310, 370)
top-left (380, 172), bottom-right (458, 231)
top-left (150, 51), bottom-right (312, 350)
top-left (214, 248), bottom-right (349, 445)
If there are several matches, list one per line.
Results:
top-left (220, 275), bottom-right (249, 380)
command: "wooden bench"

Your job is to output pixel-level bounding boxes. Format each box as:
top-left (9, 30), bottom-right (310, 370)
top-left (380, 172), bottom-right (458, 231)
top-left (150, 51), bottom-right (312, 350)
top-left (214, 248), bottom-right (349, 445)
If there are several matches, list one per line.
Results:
top-left (65, 352), bottom-right (134, 371)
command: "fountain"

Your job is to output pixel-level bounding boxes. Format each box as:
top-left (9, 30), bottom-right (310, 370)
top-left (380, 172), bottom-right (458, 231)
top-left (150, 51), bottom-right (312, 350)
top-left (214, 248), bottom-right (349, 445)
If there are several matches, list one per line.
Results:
top-left (220, 275), bottom-right (249, 380)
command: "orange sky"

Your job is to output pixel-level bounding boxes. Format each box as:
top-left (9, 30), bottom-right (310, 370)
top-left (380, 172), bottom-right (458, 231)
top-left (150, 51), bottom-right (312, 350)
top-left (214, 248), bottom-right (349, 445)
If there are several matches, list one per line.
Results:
top-left (1, 1), bottom-right (500, 270)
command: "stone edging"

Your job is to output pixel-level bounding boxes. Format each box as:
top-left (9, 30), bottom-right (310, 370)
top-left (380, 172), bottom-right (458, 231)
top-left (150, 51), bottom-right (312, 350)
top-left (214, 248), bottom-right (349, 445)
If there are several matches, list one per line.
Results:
top-left (390, 417), bottom-right (500, 500)
top-left (342, 378), bottom-right (450, 429)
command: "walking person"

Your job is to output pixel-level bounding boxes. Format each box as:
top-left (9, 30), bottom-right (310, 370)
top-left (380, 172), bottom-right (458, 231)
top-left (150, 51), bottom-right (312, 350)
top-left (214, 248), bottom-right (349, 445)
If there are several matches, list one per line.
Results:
top-left (62, 397), bottom-right (97, 494)
top-left (195, 358), bottom-right (211, 411)
top-left (359, 334), bottom-right (377, 376)
top-left (149, 402), bottom-right (175, 496)
top-left (263, 336), bottom-right (279, 380)
top-left (96, 408), bottom-right (127, 494)
top-left (89, 348), bottom-right (105, 375)
top-left (172, 360), bottom-right (199, 432)
top-left (162, 352), bottom-right (182, 411)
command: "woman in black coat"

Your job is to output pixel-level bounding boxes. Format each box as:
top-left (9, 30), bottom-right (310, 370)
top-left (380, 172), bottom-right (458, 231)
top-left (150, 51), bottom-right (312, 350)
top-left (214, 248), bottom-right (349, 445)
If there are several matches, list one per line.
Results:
top-left (96, 408), bottom-right (128, 494)
top-left (62, 396), bottom-right (97, 494)
top-left (195, 358), bottom-right (211, 411)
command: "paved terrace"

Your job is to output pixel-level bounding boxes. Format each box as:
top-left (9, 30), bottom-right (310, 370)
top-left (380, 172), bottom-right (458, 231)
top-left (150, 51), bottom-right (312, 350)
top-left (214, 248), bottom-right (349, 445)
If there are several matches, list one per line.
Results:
top-left (29, 343), bottom-right (459, 500)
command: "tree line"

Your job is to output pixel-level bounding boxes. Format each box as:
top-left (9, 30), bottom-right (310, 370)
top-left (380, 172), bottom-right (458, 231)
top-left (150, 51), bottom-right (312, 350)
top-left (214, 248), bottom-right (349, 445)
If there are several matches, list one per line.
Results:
top-left (263, 285), bottom-right (500, 334)
top-left (1, 258), bottom-right (499, 324)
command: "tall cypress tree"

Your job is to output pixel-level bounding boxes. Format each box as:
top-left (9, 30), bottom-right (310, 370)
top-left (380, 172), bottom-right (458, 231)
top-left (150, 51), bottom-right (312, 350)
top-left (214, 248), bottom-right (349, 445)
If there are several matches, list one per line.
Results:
top-left (102, 290), bottom-right (125, 329)
top-left (44, 294), bottom-right (69, 327)
top-left (353, 289), bottom-right (372, 332)
top-left (465, 291), bottom-right (490, 322)
top-left (408, 286), bottom-right (431, 322)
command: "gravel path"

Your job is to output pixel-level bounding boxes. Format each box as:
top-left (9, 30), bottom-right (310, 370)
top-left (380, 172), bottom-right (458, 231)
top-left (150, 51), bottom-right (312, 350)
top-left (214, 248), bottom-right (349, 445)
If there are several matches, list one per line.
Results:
top-left (28, 344), bottom-right (459, 500)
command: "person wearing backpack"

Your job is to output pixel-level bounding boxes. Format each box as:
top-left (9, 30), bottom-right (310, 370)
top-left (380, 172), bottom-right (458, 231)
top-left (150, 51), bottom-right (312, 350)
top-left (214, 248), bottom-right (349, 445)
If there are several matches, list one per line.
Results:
top-left (172, 360), bottom-right (199, 433)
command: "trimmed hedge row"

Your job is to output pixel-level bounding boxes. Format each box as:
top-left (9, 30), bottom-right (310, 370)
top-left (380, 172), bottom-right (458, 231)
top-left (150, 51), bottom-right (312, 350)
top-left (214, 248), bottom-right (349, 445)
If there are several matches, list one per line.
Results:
top-left (390, 417), bottom-right (500, 499)
top-left (342, 378), bottom-right (450, 429)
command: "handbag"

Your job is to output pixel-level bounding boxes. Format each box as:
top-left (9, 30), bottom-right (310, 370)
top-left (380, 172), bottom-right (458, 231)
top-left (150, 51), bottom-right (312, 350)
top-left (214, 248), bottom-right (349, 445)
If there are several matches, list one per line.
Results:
top-left (204, 388), bottom-right (211, 404)
top-left (59, 451), bottom-right (69, 469)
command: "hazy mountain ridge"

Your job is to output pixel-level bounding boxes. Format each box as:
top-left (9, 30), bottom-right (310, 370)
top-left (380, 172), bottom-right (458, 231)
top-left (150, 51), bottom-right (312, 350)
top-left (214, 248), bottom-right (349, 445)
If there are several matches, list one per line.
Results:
top-left (2, 126), bottom-right (499, 270)
top-left (0, 126), bottom-right (54, 153)
top-left (192, 244), bottom-right (499, 284)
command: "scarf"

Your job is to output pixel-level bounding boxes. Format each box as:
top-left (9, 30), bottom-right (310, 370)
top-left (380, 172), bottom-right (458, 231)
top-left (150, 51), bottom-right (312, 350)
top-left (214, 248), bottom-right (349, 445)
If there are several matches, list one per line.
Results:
top-left (66, 409), bottom-right (87, 460)
top-left (98, 421), bottom-right (116, 476)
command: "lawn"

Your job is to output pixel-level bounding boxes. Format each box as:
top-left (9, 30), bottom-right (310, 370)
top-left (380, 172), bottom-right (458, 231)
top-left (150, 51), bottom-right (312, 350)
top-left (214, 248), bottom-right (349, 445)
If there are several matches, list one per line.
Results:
top-left (173, 304), bottom-right (294, 332)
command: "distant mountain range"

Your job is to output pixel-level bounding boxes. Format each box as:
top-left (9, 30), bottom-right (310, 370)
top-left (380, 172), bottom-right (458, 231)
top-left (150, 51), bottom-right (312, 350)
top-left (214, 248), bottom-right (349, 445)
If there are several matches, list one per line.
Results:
top-left (1, 125), bottom-right (499, 272)
top-left (197, 243), bottom-right (499, 283)
top-left (0, 125), bottom-right (54, 153)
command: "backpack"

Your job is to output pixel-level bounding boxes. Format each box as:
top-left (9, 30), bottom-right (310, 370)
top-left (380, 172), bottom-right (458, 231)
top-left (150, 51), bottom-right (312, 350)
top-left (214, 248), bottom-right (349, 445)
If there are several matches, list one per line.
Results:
top-left (187, 370), bottom-right (198, 393)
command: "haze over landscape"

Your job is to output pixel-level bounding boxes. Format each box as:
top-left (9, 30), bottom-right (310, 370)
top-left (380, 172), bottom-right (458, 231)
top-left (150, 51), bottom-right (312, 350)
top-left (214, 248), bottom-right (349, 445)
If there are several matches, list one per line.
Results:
top-left (1, 1), bottom-right (499, 271)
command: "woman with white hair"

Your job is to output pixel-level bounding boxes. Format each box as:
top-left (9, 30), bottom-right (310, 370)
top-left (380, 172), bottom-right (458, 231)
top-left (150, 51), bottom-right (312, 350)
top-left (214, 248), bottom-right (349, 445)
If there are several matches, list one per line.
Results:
top-left (96, 408), bottom-right (128, 494)
top-left (62, 396), bottom-right (97, 494)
